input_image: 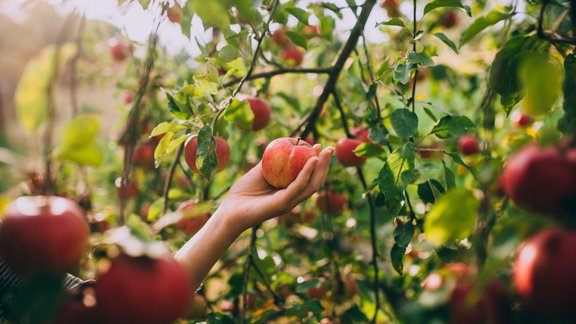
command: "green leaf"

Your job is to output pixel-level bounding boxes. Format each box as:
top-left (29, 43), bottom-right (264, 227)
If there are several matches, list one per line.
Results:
top-left (489, 36), bottom-right (538, 98)
top-left (354, 143), bottom-right (387, 160)
top-left (218, 45), bottom-right (239, 63)
top-left (166, 93), bottom-right (190, 120)
top-left (519, 52), bottom-right (563, 116)
top-left (394, 222), bottom-right (415, 247)
top-left (154, 131), bottom-right (175, 163)
top-left (388, 143), bottom-right (416, 185)
top-left (417, 180), bottom-right (445, 204)
top-left (408, 52), bottom-right (434, 67)
top-left (445, 151), bottom-right (478, 179)
top-left (424, 188), bottom-right (478, 246)
top-left (434, 32), bottom-right (459, 54)
top-left (391, 109), bottom-right (419, 141)
top-left (378, 163), bottom-right (404, 215)
top-left (460, 11), bottom-right (510, 48)
top-left (150, 121), bottom-right (186, 137)
top-left (431, 115), bottom-right (476, 139)
top-left (224, 99), bottom-right (254, 130)
top-left (196, 126), bottom-right (218, 179)
top-left (391, 243), bottom-right (406, 275)
top-left (138, 0), bottom-right (151, 9)
top-left (423, 0), bottom-right (472, 17)
top-left (285, 31), bottom-right (307, 49)
top-left (559, 54), bottom-right (576, 133)
top-left (54, 115), bottom-right (103, 167)
top-left (189, 1), bottom-right (229, 29)
top-left (286, 7), bottom-right (310, 25)
top-left (369, 124), bottom-right (389, 144)
top-left (226, 57), bottom-right (248, 78)
top-left (394, 63), bottom-right (414, 85)
top-left (442, 160), bottom-right (456, 190)
top-left (376, 18), bottom-right (405, 27)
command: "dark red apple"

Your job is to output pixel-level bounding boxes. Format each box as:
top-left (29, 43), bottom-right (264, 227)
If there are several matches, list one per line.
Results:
top-left (167, 3), bottom-right (182, 23)
top-left (176, 201), bottom-right (210, 236)
top-left (184, 135), bottom-right (230, 173)
top-left (458, 135), bottom-right (480, 156)
top-left (262, 137), bottom-right (319, 188)
top-left (271, 29), bottom-right (291, 48)
top-left (501, 145), bottom-right (576, 216)
top-left (336, 138), bottom-right (366, 166)
top-left (0, 196), bottom-right (89, 275)
top-left (514, 229), bottom-right (576, 317)
top-left (315, 191), bottom-right (348, 214)
top-left (132, 141), bottom-right (155, 169)
top-left (116, 178), bottom-right (139, 200)
top-left (108, 38), bottom-right (131, 62)
top-left (95, 255), bottom-right (191, 324)
top-left (511, 111), bottom-right (533, 128)
top-left (282, 47), bottom-right (304, 66)
top-left (440, 11), bottom-right (458, 29)
top-left (245, 97), bottom-right (272, 131)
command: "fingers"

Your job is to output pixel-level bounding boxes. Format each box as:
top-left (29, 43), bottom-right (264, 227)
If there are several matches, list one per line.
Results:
top-left (312, 144), bottom-right (322, 155)
top-left (295, 146), bottom-right (333, 200)
top-left (284, 156), bottom-right (319, 198)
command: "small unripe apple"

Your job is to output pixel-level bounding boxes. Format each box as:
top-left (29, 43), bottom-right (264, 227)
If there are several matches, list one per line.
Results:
top-left (262, 137), bottom-right (319, 188)
top-left (514, 229), bottom-right (576, 317)
top-left (282, 47), bottom-right (304, 67)
top-left (176, 201), bottom-right (210, 236)
top-left (510, 111), bottom-right (533, 128)
top-left (501, 145), bottom-right (576, 216)
top-left (440, 11), bottom-right (458, 29)
top-left (108, 37), bottom-right (131, 62)
top-left (458, 135), bottom-right (480, 156)
top-left (271, 29), bottom-right (291, 48)
top-left (315, 191), bottom-right (348, 214)
top-left (167, 3), bottom-right (182, 23)
top-left (245, 97), bottom-right (272, 131)
top-left (95, 255), bottom-right (191, 324)
top-left (0, 196), bottom-right (89, 275)
top-left (336, 138), bottom-right (366, 166)
top-left (184, 135), bottom-right (231, 173)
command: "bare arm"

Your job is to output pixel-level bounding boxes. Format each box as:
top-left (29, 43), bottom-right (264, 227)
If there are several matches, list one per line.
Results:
top-left (175, 145), bottom-right (333, 291)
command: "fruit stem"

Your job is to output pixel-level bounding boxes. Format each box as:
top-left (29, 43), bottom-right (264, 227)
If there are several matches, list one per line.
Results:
top-left (295, 137), bottom-right (301, 145)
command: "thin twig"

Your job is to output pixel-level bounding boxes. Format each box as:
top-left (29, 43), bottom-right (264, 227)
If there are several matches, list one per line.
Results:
top-left (161, 135), bottom-right (187, 215)
top-left (222, 67), bottom-right (332, 87)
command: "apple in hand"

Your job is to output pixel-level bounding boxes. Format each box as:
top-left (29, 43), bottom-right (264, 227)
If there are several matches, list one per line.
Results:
top-left (458, 135), bottom-right (480, 156)
top-left (501, 145), bottom-right (576, 216)
top-left (0, 196), bottom-right (89, 275)
top-left (167, 3), bottom-right (182, 23)
top-left (184, 135), bottom-right (231, 173)
top-left (262, 137), bottom-right (319, 188)
top-left (282, 47), bottom-right (304, 66)
top-left (108, 37), bottom-right (131, 62)
top-left (315, 191), bottom-right (348, 214)
top-left (245, 97), bottom-right (272, 131)
top-left (336, 138), bottom-right (366, 167)
top-left (176, 201), bottom-right (210, 236)
top-left (95, 255), bottom-right (191, 324)
top-left (514, 229), bottom-right (576, 317)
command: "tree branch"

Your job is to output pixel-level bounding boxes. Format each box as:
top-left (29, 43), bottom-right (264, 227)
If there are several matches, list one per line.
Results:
top-left (222, 67), bottom-right (332, 87)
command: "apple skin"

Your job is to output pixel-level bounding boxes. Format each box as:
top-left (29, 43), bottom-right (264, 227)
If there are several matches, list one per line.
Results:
top-left (315, 191), bottom-right (348, 214)
top-left (336, 138), bottom-right (366, 167)
top-left (0, 196), bottom-right (89, 275)
top-left (351, 127), bottom-right (371, 143)
top-left (271, 29), bottom-right (291, 48)
top-left (246, 97), bottom-right (272, 131)
top-left (514, 230), bottom-right (576, 317)
top-left (511, 111), bottom-right (533, 128)
top-left (501, 145), bottom-right (576, 216)
top-left (132, 141), bottom-right (155, 169)
top-left (184, 135), bottom-right (231, 173)
top-left (262, 137), bottom-right (319, 188)
top-left (282, 47), bottom-right (304, 67)
top-left (108, 38), bottom-right (131, 62)
top-left (95, 255), bottom-right (191, 324)
top-left (176, 201), bottom-right (210, 236)
top-left (167, 3), bottom-right (182, 23)
top-left (458, 135), bottom-right (480, 156)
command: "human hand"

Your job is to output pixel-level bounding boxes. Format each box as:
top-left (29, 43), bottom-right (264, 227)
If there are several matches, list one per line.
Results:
top-left (216, 144), bottom-right (334, 233)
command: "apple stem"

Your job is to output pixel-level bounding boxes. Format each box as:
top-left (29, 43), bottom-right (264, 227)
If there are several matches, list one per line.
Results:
top-left (296, 137), bottom-right (301, 145)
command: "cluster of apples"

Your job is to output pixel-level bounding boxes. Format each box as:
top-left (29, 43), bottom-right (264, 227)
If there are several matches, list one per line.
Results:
top-left (0, 196), bottom-right (196, 323)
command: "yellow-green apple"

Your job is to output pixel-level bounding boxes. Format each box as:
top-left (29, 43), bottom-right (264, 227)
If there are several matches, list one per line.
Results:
top-left (0, 196), bottom-right (89, 275)
top-left (176, 201), bottom-right (210, 236)
top-left (95, 255), bottom-right (191, 324)
top-left (336, 138), bottom-right (366, 166)
top-left (184, 135), bottom-right (230, 173)
top-left (282, 47), bottom-right (304, 66)
top-left (514, 229), bottom-right (576, 317)
top-left (262, 137), bottom-right (319, 188)
top-left (458, 135), bottom-right (480, 156)
top-left (502, 145), bottom-right (576, 216)
top-left (315, 191), bottom-right (348, 214)
top-left (245, 97), bottom-right (272, 131)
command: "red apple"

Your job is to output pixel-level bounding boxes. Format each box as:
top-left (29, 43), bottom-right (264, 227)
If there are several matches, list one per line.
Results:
top-left (185, 294), bottom-right (208, 319)
top-left (108, 37), bottom-right (131, 62)
top-left (382, 0), bottom-right (401, 18)
top-left (514, 229), bottom-right (576, 317)
top-left (440, 11), bottom-right (458, 29)
top-left (0, 196), bottom-right (89, 275)
top-left (315, 191), bottom-right (348, 214)
top-left (245, 97), bottom-right (272, 131)
top-left (184, 135), bottom-right (231, 173)
top-left (501, 145), bottom-right (576, 216)
top-left (167, 3), bottom-right (182, 23)
top-left (510, 111), bottom-right (533, 128)
top-left (351, 127), bottom-right (371, 143)
top-left (95, 255), bottom-right (191, 324)
top-left (132, 141), bottom-right (155, 169)
top-left (282, 47), bottom-right (304, 66)
top-left (176, 201), bottom-right (210, 236)
top-left (336, 138), bottom-right (366, 167)
top-left (271, 29), bottom-right (291, 48)
top-left (123, 91), bottom-right (134, 105)
top-left (262, 137), bottom-right (319, 188)
top-left (458, 135), bottom-right (480, 156)
top-left (116, 178), bottom-right (139, 200)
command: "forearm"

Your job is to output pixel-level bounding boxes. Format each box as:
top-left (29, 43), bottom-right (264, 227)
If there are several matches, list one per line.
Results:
top-left (174, 208), bottom-right (243, 292)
